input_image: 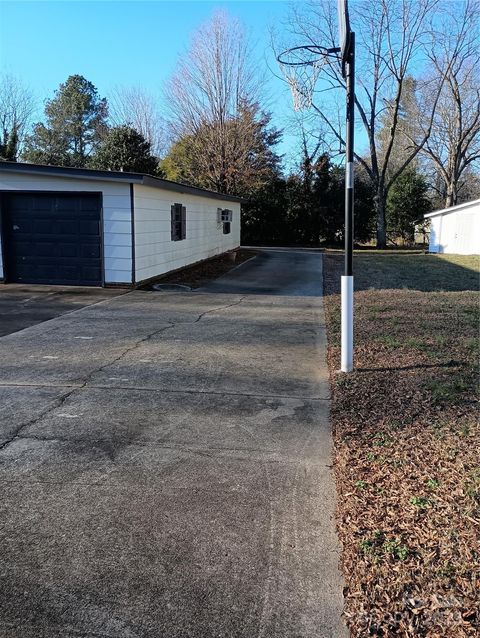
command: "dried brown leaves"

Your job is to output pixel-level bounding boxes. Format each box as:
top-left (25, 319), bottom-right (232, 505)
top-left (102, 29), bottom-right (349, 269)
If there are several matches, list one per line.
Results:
top-left (323, 253), bottom-right (479, 637)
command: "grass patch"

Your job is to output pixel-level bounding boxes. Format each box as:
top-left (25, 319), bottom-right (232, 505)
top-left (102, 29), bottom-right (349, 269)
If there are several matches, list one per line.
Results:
top-left (323, 252), bottom-right (479, 638)
top-left (323, 251), bottom-right (479, 293)
top-left (424, 378), bottom-right (471, 404)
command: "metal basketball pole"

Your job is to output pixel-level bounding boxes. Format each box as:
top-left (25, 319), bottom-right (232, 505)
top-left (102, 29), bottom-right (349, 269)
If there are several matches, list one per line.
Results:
top-left (341, 31), bottom-right (355, 373)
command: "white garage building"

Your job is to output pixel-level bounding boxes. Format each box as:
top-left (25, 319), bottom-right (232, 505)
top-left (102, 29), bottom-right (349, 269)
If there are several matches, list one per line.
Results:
top-left (426, 199), bottom-right (480, 255)
top-left (0, 161), bottom-right (241, 286)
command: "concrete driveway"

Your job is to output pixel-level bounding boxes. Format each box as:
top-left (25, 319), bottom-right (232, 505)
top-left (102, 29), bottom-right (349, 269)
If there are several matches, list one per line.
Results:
top-left (0, 250), bottom-right (345, 637)
top-left (200, 248), bottom-right (324, 296)
top-left (0, 284), bottom-right (123, 337)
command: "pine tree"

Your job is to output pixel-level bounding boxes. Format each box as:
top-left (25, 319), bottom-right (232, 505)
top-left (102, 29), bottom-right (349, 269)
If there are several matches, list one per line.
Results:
top-left (22, 75), bottom-right (108, 167)
top-left (387, 168), bottom-right (432, 242)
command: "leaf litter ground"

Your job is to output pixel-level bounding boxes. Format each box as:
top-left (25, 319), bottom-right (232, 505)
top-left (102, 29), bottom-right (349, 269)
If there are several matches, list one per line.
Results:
top-left (323, 252), bottom-right (479, 637)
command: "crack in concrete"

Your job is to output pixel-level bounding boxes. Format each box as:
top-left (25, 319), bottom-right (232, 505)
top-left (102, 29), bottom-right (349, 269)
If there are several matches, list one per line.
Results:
top-left (0, 389), bottom-right (78, 452)
top-left (79, 296), bottom-right (247, 380)
top-left (0, 321), bottom-right (182, 452)
top-left (193, 296), bottom-right (246, 322)
top-left (0, 298), bottom-right (248, 452)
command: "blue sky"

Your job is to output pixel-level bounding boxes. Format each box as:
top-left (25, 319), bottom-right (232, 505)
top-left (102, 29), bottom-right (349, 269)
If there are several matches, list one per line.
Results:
top-left (0, 0), bottom-right (314, 166)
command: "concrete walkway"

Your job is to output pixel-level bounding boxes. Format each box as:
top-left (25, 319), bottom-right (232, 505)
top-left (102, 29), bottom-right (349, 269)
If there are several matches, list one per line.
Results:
top-left (0, 250), bottom-right (345, 637)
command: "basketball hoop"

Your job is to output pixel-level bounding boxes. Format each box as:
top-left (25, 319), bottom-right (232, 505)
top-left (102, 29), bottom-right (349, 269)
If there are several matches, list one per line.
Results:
top-left (278, 0), bottom-right (356, 374)
top-left (277, 45), bottom-right (340, 111)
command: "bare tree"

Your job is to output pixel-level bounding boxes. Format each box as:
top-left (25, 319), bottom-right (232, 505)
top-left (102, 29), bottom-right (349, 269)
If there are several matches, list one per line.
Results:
top-left (415, 0), bottom-right (480, 207)
top-left (162, 11), bottom-right (280, 195)
top-left (165, 10), bottom-right (259, 135)
top-left (108, 86), bottom-right (167, 157)
top-left (280, 0), bottom-right (447, 247)
top-left (0, 74), bottom-right (36, 160)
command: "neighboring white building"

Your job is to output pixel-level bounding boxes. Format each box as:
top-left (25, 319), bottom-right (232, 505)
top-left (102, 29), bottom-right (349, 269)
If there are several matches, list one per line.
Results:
top-left (425, 199), bottom-right (480, 255)
top-left (0, 161), bottom-right (242, 286)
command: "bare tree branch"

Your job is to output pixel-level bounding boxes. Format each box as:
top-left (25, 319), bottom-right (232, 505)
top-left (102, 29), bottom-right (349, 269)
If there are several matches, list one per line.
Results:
top-left (0, 73), bottom-right (36, 160)
top-left (413, 0), bottom-right (480, 206)
top-left (108, 86), bottom-right (167, 157)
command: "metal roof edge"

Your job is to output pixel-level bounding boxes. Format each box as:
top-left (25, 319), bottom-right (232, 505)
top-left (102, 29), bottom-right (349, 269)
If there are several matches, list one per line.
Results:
top-left (424, 198), bottom-right (480, 219)
top-left (0, 160), bottom-right (143, 183)
top-left (141, 175), bottom-right (245, 203)
top-left (0, 161), bottom-right (245, 203)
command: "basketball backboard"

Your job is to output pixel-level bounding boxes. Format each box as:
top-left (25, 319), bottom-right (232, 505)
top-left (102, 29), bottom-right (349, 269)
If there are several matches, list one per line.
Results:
top-left (337, 0), bottom-right (351, 72)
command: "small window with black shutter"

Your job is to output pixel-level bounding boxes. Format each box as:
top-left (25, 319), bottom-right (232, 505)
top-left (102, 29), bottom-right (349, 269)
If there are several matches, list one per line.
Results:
top-left (171, 203), bottom-right (186, 241)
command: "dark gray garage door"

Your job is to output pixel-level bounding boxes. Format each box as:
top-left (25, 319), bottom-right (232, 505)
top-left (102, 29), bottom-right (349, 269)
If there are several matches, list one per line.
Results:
top-left (2, 193), bottom-right (102, 286)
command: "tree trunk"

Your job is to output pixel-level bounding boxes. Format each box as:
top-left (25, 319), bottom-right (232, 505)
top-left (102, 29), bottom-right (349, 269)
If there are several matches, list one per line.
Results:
top-left (445, 181), bottom-right (457, 208)
top-left (374, 189), bottom-right (387, 248)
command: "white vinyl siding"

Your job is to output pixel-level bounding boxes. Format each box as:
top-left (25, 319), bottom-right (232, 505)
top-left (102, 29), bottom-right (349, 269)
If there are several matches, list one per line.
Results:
top-left (427, 200), bottom-right (480, 255)
top-left (0, 173), bottom-right (132, 283)
top-left (0, 170), bottom-right (242, 285)
top-left (133, 184), bottom-right (241, 283)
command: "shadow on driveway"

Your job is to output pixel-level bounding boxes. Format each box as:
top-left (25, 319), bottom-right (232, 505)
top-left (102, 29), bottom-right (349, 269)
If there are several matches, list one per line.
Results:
top-left (0, 285), bottom-right (125, 337)
top-left (198, 249), bottom-right (323, 296)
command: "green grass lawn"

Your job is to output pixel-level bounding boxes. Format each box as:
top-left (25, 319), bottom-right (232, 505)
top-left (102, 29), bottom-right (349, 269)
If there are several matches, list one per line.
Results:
top-left (351, 253), bottom-right (479, 292)
top-left (323, 252), bottom-right (479, 638)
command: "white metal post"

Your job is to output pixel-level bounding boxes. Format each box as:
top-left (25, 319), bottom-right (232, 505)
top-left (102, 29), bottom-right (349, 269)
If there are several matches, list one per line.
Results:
top-left (341, 275), bottom-right (353, 372)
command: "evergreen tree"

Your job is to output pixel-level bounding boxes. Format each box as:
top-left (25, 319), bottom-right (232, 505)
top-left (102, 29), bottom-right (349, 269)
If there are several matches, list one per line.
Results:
top-left (0, 124), bottom-right (19, 161)
top-left (387, 168), bottom-right (432, 242)
top-left (241, 177), bottom-right (289, 245)
top-left (282, 155), bottom-right (375, 247)
top-left (89, 126), bottom-right (160, 174)
top-left (22, 75), bottom-right (108, 167)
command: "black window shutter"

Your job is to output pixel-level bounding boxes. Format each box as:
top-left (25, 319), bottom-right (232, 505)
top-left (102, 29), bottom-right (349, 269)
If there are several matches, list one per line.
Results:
top-left (171, 204), bottom-right (176, 240)
top-left (181, 206), bottom-right (186, 240)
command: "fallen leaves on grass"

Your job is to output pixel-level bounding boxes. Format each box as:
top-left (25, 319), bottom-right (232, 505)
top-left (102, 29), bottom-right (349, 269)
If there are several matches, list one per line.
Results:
top-left (323, 253), bottom-right (479, 637)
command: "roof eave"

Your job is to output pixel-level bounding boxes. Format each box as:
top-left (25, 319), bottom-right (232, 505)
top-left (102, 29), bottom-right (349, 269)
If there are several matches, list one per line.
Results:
top-left (141, 175), bottom-right (245, 203)
top-left (424, 198), bottom-right (480, 219)
top-left (0, 160), bottom-right (246, 204)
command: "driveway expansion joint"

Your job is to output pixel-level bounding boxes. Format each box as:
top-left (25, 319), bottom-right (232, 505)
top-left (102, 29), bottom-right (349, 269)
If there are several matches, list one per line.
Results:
top-left (0, 381), bottom-right (330, 401)
top-left (10, 433), bottom-right (333, 462)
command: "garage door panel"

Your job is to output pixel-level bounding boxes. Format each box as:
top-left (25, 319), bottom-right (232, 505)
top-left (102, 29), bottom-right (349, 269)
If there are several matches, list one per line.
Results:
top-left (55, 197), bottom-right (80, 212)
top-left (37, 243), bottom-right (59, 257)
top-left (58, 243), bottom-right (80, 258)
top-left (56, 220), bottom-right (78, 235)
top-left (2, 193), bottom-right (103, 286)
top-left (12, 260), bottom-right (102, 285)
top-left (78, 220), bottom-right (101, 236)
top-left (33, 196), bottom-right (57, 211)
top-left (7, 195), bottom-right (32, 211)
top-left (33, 220), bottom-right (56, 234)
top-left (82, 266), bottom-right (102, 281)
top-left (80, 198), bottom-right (101, 212)
top-left (81, 244), bottom-right (101, 259)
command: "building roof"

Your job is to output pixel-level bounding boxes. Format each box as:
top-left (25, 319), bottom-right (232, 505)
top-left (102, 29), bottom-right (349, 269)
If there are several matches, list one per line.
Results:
top-left (424, 198), bottom-right (480, 219)
top-left (0, 160), bottom-right (245, 203)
